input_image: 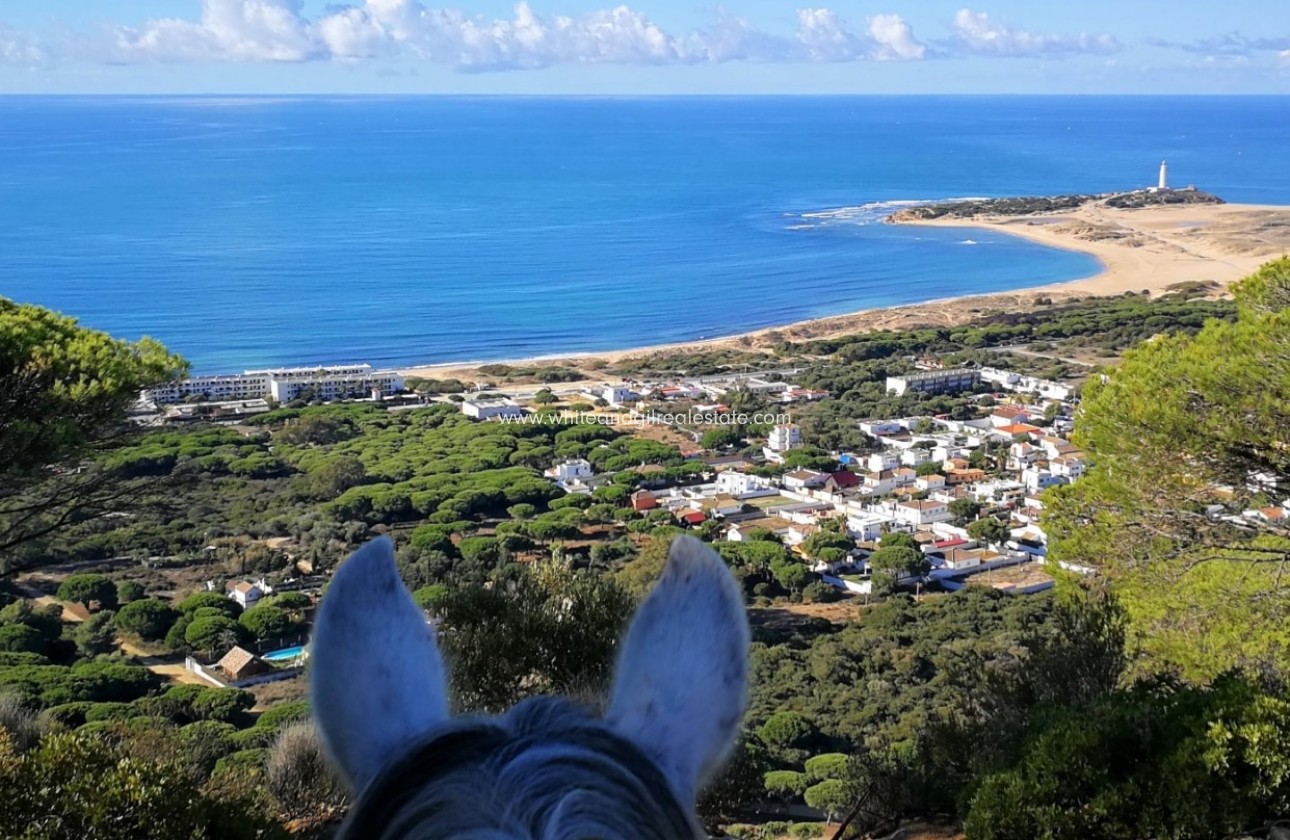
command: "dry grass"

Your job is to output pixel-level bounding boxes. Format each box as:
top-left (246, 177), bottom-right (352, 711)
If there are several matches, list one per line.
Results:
top-left (749, 600), bottom-right (861, 630)
top-left (250, 675), bottom-right (310, 711)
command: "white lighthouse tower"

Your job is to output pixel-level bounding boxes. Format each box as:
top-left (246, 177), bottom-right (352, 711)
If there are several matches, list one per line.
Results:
top-left (1157, 160), bottom-right (1168, 191)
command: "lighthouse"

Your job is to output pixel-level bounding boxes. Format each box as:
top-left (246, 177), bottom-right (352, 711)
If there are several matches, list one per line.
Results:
top-left (1158, 160), bottom-right (1168, 191)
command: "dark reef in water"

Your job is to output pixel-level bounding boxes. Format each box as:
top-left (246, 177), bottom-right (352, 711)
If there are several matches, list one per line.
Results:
top-left (886, 188), bottom-right (1225, 223)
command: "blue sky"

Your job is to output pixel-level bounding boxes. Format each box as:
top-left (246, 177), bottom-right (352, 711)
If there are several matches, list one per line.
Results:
top-left (2, 1), bottom-right (1288, 94)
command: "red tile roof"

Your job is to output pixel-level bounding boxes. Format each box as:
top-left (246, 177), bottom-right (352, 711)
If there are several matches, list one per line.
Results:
top-left (829, 470), bottom-right (860, 488)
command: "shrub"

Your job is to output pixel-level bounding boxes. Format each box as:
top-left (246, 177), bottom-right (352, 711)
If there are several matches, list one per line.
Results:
top-left (758, 711), bottom-right (815, 754)
top-left (41, 702), bottom-right (95, 730)
top-left (184, 616), bottom-right (247, 656)
top-left (804, 779), bottom-right (851, 823)
top-left (0, 693), bottom-right (42, 752)
top-left (0, 730), bottom-right (287, 838)
top-left (253, 700), bottom-right (309, 734)
top-left (0, 624), bottom-right (46, 655)
top-left (83, 702), bottom-right (141, 723)
top-left (114, 598), bottom-right (179, 641)
top-left (804, 753), bottom-right (851, 783)
top-left (74, 611), bottom-right (118, 656)
top-left (178, 720), bottom-right (239, 777)
top-left (764, 769), bottom-right (808, 799)
top-left (238, 605), bottom-right (297, 641)
top-left (213, 748), bottom-right (268, 780)
top-left (265, 722), bottom-right (349, 822)
top-left (115, 581), bottom-right (146, 604)
top-left (57, 574), bottom-right (118, 611)
top-left (164, 614), bottom-right (192, 652)
top-left (175, 591), bottom-right (242, 619)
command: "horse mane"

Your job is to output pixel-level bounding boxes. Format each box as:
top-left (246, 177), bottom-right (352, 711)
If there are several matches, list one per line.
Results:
top-left (340, 696), bottom-right (702, 839)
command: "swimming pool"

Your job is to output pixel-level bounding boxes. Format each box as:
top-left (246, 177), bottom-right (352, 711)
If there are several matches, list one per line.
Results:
top-left (262, 645), bottom-right (306, 662)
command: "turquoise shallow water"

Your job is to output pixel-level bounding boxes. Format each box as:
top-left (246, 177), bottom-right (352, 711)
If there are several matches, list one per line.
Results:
top-left (1, 95), bottom-right (1287, 372)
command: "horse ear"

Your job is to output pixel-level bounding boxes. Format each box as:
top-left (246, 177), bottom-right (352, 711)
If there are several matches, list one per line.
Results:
top-left (310, 537), bottom-right (450, 790)
top-left (606, 535), bottom-right (749, 804)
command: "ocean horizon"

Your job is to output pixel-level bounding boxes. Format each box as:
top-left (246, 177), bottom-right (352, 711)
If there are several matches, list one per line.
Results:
top-left (3, 95), bottom-right (1289, 373)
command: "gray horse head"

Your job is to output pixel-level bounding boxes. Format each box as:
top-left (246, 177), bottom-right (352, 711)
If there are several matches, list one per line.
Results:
top-left (311, 535), bottom-right (749, 839)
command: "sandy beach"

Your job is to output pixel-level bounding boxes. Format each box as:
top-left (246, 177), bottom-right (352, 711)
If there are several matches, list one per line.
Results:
top-left (401, 201), bottom-right (1290, 383)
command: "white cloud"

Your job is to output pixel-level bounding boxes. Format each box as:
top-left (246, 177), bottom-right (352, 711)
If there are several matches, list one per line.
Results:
top-left (948, 9), bottom-right (1121, 58)
top-left (794, 8), bottom-right (865, 61)
top-left (110, 0), bottom-right (319, 62)
top-left (1280, 50), bottom-right (1290, 67)
top-left (683, 8), bottom-right (795, 63)
top-left (0, 26), bottom-right (47, 65)
top-left (867, 14), bottom-right (925, 61)
top-left (1150, 33), bottom-right (1290, 57)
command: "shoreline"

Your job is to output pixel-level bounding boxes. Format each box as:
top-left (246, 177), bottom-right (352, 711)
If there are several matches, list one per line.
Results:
top-left (399, 200), bottom-right (1290, 382)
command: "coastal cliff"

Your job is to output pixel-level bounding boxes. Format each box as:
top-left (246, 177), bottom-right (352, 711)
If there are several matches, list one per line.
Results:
top-left (886, 188), bottom-right (1224, 223)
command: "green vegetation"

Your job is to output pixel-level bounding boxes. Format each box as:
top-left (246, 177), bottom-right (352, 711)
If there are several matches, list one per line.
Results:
top-left (1, 281), bottom-right (1285, 838)
top-left (0, 298), bottom-right (186, 567)
top-left (1047, 257), bottom-right (1290, 679)
top-left (55, 574), bottom-right (117, 611)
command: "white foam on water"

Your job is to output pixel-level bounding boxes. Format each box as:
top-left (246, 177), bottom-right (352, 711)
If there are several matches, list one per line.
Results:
top-left (789, 198), bottom-right (993, 230)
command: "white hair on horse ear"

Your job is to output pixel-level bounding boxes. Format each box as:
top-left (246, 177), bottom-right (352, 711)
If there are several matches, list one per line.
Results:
top-left (310, 536), bottom-right (450, 790)
top-left (605, 535), bottom-right (750, 805)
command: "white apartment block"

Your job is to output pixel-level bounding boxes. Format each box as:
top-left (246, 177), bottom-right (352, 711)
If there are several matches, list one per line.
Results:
top-left (145, 364), bottom-right (404, 405)
top-left (767, 424), bottom-right (803, 452)
top-left (979, 367), bottom-right (1074, 401)
top-left (764, 424), bottom-right (803, 463)
top-left (886, 369), bottom-right (981, 397)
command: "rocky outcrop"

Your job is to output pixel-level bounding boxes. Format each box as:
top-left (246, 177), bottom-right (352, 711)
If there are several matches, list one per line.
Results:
top-left (886, 188), bottom-right (1224, 223)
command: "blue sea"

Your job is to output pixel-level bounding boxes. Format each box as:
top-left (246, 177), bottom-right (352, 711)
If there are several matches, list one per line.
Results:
top-left (2, 96), bottom-right (1288, 373)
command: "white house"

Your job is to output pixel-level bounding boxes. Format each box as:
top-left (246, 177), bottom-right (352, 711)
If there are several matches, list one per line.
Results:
top-left (937, 549), bottom-right (984, 571)
top-left (846, 512), bottom-right (893, 542)
top-left (716, 471), bottom-right (777, 499)
top-left (587, 385), bottom-right (636, 406)
top-left (867, 451), bottom-right (901, 473)
top-left (932, 444), bottom-right (970, 463)
top-left (780, 387), bottom-right (830, 403)
top-left (461, 398), bottom-right (526, 420)
top-left (1049, 455), bottom-right (1087, 480)
top-left (784, 523), bottom-right (820, 547)
top-left (546, 458), bottom-right (595, 483)
top-left (973, 479), bottom-right (1030, 503)
top-left (979, 367), bottom-right (1074, 401)
top-left (894, 500), bottom-right (952, 527)
top-left (862, 470), bottom-right (899, 496)
top-left (901, 448), bottom-right (935, 467)
top-left (782, 469), bottom-right (828, 491)
top-left (764, 424), bottom-right (803, 463)
top-left (699, 495), bottom-right (744, 517)
top-left (1039, 436), bottom-right (1079, 460)
top-left (989, 406), bottom-right (1033, 428)
top-left (226, 579), bottom-right (271, 610)
top-left (1021, 467), bottom-right (1067, 494)
top-left (1007, 442), bottom-right (1041, 471)
top-left (859, 420), bottom-right (905, 438)
top-left (916, 473), bottom-right (946, 492)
